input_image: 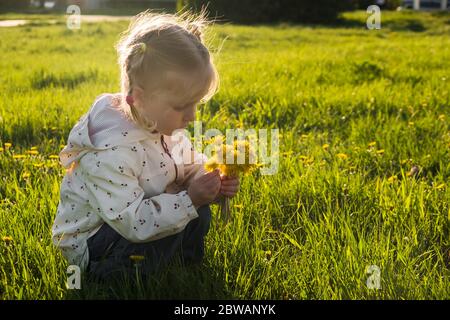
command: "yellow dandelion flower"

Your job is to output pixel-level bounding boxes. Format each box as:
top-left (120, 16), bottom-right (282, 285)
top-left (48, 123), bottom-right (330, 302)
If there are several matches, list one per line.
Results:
top-left (438, 114), bottom-right (445, 121)
top-left (30, 146), bottom-right (38, 150)
top-left (26, 150), bottom-right (39, 155)
top-left (51, 127), bottom-right (58, 131)
top-left (408, 122), bottom-right (415, 126)
top-left (368, 141), bottom-right (377, 147)
top-left (2, 236), bottom-right (13, 244)
top-left (281, 151), bottom-right (293, 156)
top-left (129, 255), bottom-right (145, 262)
top-left (203, 137), bottom-right (258, 223)
top-left (322, 144), bottom-right (329, 150)
top-left (33, 163), bottom-right (45, 168)
top-left (376, 149), bottom-right (385, 155)
top-left (205, 138), bottom-right (258, 177)
top-left (13, 155), bottom-right (26, 159)
top-left (0, 147), bottom-right (3, 152)
top-left (22, 172), bottom-right (31, 179)
top-left (49, 155), bottom-right (59, 159)
top-left (336, 153), bottom-right (348, 160)
top-left (387, 175), bottom-right (397, 183)
top-left (204, 157), bottom-right (220, 172)
top-left (4, 143), bottom-right (12, 148)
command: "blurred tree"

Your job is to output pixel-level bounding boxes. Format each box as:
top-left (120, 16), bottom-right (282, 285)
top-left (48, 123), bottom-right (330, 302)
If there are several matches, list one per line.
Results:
top-left (178, 0), bottom-right (354, 24)
top-left (0, 0), bottom-right (31, 9)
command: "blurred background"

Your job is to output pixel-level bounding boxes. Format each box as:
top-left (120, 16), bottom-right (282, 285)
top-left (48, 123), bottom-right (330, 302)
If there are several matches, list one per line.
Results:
top-left (0, 1), bottom-right (449, 22)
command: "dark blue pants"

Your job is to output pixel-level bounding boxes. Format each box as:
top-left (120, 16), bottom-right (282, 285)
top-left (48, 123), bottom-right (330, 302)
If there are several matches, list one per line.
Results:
top-left (86, 205), bottom-right (212, 281)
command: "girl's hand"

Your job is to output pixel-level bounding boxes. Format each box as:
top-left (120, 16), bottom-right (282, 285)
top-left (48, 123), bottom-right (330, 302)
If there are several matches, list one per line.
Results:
top-left (188, 169), bottom-right (221, 208)
top-left (219, 175), bottom-right (240, 198)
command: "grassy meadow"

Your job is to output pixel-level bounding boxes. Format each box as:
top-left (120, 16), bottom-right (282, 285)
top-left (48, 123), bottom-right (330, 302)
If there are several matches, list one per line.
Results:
top-left (0, 10), bottom-right (449, 299)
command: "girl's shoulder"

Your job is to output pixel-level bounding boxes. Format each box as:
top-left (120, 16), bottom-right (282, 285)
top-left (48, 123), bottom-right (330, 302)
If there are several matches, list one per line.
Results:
top-left (92, 92), bottom-right (122, 110)
top-left (79, 143), bottom-right (146, 177)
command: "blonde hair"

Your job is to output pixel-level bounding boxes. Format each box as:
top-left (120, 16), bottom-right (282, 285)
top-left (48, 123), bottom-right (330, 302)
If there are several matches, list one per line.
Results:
top-left (113, 8), bottom-right (220, 131)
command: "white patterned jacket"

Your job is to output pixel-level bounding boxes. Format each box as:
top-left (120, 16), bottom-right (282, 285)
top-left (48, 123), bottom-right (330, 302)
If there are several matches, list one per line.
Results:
top-left (52, 93), bottom-right (207, 271)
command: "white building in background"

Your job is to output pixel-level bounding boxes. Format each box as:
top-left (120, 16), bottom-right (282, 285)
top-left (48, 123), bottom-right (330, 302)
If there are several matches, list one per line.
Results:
top-left (415, 0), bottom-right (448, 9)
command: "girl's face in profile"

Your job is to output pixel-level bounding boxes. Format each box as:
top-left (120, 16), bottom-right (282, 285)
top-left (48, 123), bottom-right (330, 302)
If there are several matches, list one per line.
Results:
top-left (137, 69), bottom-right (210, 136)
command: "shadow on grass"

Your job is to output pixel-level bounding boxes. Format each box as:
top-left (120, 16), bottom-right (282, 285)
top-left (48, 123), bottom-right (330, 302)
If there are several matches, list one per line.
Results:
top-left (303, 17), bottom-right (426, 32)
top-left (64, 261), bottom-right (233, 300)
top-left (230, 14), bottom-right (429, 33)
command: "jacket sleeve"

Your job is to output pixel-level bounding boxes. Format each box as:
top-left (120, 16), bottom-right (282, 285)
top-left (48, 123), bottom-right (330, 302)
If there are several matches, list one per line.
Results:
top-left (78, 146), bottom-right (199, 243)
top-left (176, 134), bottom-right (209, 189)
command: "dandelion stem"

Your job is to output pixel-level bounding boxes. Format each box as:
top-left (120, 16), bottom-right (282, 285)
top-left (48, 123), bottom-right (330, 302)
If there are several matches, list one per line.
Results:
top-left (219, 196), bottom-right (231, 224)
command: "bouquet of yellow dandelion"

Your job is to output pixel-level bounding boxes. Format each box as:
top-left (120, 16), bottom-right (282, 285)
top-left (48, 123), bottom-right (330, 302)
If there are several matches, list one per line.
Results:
top-left (203, 135), bottom-right (259, 223)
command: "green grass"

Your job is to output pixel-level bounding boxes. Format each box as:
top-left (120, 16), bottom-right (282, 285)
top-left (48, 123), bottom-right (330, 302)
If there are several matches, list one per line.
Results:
top-left (0, 10), bottom-right (449, 299)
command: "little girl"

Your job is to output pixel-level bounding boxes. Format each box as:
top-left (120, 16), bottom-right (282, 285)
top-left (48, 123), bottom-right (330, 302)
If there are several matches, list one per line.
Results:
top-left (52, 10), bottom-right (240, 281)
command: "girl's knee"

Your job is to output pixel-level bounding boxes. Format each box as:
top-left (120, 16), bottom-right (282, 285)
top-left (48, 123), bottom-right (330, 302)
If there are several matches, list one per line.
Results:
top-left (196, 205), bottom-right (212, 233)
